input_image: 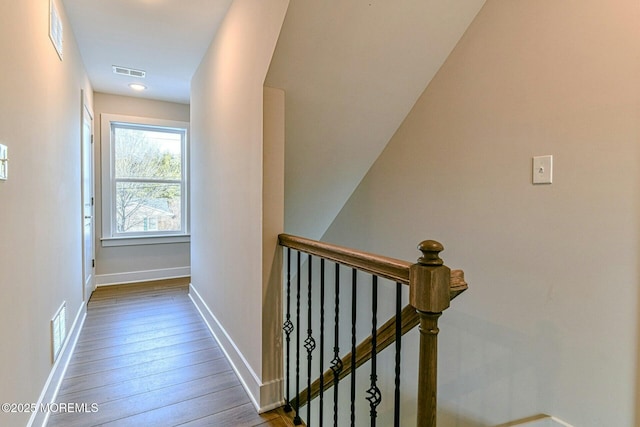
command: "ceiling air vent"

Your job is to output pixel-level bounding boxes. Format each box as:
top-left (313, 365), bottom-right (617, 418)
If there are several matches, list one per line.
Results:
top-left (112, 65), bottom-right (146, 78)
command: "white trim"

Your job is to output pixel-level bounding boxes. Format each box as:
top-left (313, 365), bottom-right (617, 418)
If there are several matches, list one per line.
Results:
top-left (188, 283), bottom-right (284, 413)
top-left (549, 417), bottom-right (575, 427)
top-left (101, 234), bottom-right (190, 247)
top-left (95, 266), bottom-right (190, 286)
top-left (27, 303), bottom-right (87, 427)
top-left (100, 113), bottom-right (190, 241)
top-left (507, 416), bottom-right (575, 427)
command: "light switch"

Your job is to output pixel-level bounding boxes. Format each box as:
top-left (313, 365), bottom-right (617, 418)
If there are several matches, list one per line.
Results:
top-left (0, 144), bottom-right (7, 181)
top-left (532, 155), bottom-right (552, 184)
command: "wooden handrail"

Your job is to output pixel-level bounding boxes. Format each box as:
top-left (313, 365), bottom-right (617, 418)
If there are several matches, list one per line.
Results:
top-left (279, 233), bottom-right (411, 284)
top-left (449, 269), bottom-right (468, 299)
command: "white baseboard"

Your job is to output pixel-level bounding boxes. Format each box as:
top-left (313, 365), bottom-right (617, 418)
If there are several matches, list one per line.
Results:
top-left (504, 415), bottom-right (574, 427)
top-left (188, 283), bottom-right (284, 413)
top-left (95, 266), bottom-right (190, 286)
top-left (27, 303), bottom-right (87, 427)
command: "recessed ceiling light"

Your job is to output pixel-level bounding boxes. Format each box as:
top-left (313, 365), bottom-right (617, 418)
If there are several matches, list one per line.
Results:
top-left (129, 83), bottom-right (147, 91)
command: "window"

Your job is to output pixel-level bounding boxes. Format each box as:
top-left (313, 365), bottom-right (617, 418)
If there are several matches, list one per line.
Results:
top-left (101, 114), bottom-right (189, 246)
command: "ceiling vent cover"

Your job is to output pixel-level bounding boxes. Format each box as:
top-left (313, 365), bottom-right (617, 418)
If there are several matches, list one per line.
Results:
top-left (112, 65), bottom-right (146, 78)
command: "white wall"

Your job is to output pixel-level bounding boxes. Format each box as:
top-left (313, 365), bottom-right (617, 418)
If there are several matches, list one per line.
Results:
top-left (266, 0), bottom-right (486, 240)
top-left (93, 92), bottom-right (191, 283)
top-left (190, 0), bottom-right (288, 409)
top-left (321, 1), bottom-right (640, 426)
top-left (0, 1), bottom-right (92, 426)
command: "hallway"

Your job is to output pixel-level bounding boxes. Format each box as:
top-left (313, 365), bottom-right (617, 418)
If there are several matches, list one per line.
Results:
top-left (47, 279), bottom-right (291, 427)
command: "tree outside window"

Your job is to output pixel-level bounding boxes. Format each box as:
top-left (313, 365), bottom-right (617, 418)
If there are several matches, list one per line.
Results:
top-left (108, 121), bottom-right (187, 239)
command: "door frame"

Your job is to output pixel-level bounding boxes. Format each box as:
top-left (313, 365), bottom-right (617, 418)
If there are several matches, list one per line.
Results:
top-left (81, 90), bottom-right (95, 302)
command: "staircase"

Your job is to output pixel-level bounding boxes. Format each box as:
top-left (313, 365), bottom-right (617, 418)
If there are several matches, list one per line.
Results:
top-left (277, 234), bottom-right (468, 427)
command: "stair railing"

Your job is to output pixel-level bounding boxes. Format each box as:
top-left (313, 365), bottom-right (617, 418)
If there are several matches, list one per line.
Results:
top-left (279, 233), bottom-right (468, 427)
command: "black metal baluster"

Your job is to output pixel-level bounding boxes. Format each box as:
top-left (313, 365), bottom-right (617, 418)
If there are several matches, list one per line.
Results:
top-left (305, 255), bottom-right (316, 425)
top-left (283, 248), bottom-right (293, 412)
top-left (350, 268), bottom-right (357, 427)
top-left (394, 282), bottom-right (402, 427)
top-left (294, 251), bottom-right (302, 425)
top-left (330, 264), bottom-right (342, 427)
top-left (366, 276), bottom-right (382, 426)
top-left (319, 259), bottom-right (325, 426)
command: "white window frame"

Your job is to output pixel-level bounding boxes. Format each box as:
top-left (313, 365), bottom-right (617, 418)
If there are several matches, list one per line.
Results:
top-left (100, 114), bottom-right (190, 247)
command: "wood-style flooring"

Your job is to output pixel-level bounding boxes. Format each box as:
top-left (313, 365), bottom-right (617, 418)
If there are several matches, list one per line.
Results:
top-left (47, 279), bottom-right (295, 427)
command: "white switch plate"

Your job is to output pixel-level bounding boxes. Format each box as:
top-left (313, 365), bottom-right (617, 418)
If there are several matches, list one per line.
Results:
top-left (533, 155), bottom-right (552, 184)
top-left (0, 144), bottom-right (7, 181)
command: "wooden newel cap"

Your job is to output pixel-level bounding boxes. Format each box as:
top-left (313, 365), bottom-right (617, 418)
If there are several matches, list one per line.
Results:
top-left (417, 240), bottom-right (444, 266)
top-left (411, 240), bottom-right (450, 312)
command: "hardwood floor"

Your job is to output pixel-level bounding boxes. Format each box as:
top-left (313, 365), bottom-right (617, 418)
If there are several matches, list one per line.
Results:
top-left (47, 279), bottom-right (296, 427)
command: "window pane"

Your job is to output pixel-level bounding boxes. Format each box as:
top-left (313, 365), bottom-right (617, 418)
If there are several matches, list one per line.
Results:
top-left (115, 182), bottom-right (182, 233)
top-left (114, 127), bottom-right (182, 180)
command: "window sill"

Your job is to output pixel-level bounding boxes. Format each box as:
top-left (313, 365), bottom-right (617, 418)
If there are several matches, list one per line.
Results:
top-left (101, 235), bottom-right (191, 247)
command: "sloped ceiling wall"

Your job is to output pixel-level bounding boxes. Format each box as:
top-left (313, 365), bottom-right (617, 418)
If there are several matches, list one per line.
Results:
top-left (266, 0), bottom-right (486, 239)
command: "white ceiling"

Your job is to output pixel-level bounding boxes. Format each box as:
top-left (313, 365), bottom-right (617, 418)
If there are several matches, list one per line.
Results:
top-left (63, 0), bottom-right (233, 104)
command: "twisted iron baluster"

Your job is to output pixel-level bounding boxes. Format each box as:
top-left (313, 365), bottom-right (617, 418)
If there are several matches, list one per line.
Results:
top-left (294, 251), bottom-right (302, 425)
top-left (330, 263), bottom-right (342, 427)
top-left (304, 255), bottom-right (316, 425)
top-left (366, 276), bottom-right (382, 426)
top-left (282, 248), bottom-right (293, 412)
top-left (350, 268), bottom-right (357, 427)
top-left (394, 282), bottom-right (402, 427)
top-left (319, 258), bottom-right (325, 426)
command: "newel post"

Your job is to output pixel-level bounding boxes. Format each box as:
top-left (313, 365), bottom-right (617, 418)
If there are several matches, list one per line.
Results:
top-left (409, 240), bottom-right (451, 427)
